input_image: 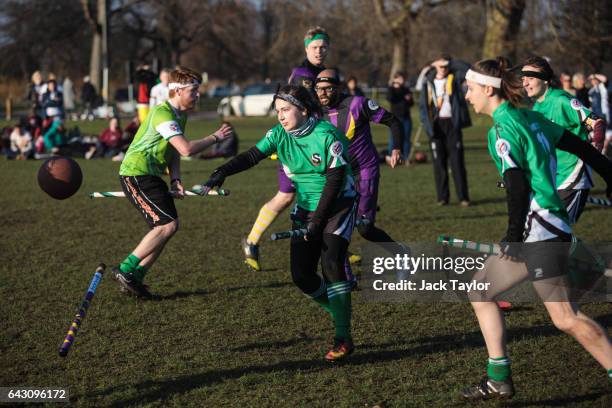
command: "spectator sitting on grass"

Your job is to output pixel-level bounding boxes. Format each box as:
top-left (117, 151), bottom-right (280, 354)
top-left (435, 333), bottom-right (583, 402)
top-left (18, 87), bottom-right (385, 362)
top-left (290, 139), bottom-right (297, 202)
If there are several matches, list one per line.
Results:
top-left (122, 115), bottom-right (140, 148)
top-left (42, 117), bottom-right (66, 153)
top-left (27, 114), bottom-right (43, 140)
top-left (112, 116), bottom-right (140, 161)
top-left (0, 126), bottom-right (11, 156)
top-left (8, 118), bottom-right (34, 160)
top-left (87, 117), bottom-right (122, 159)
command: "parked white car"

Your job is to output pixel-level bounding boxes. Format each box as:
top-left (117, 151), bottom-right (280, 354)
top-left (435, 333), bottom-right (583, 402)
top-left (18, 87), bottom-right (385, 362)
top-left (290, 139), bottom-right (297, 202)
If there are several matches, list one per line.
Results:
top-left (217, 83), bottom-right (277, 117)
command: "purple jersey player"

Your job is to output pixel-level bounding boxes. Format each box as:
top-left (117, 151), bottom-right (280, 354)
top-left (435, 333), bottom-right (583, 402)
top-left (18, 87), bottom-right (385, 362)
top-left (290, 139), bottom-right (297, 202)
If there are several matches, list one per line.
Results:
top-left (315, 69), bottom-right (406, 251)
top-left (242, 27), bottom-right (330, 271)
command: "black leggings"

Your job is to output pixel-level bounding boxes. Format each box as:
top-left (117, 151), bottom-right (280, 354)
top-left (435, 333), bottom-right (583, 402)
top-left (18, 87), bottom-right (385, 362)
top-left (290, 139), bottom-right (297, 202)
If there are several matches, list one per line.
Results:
top-left (290, 233), bottom-right (350, 294)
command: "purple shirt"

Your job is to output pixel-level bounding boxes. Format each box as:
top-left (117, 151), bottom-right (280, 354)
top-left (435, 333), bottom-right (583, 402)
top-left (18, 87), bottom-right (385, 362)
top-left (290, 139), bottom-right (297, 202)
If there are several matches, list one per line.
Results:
top-left (288, 59), bottom-right (324, 94)
top-left (323, 95), bottom-right (387, 174)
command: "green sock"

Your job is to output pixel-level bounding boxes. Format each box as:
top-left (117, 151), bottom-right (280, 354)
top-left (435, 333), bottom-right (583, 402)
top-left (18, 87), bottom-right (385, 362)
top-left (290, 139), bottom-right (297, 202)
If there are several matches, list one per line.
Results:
top-left (487, 357), bottom-right (511, 381)
top-left (312, 293), bottom-right (331, 314)
top-left (306, 279), bottom-right (331, 314)
top-left (133, 265), bottom-right (147, 283)
top-left (327, 281), bottom-right (353, 340)
top-left (119, 254), bottom-right (141, 275)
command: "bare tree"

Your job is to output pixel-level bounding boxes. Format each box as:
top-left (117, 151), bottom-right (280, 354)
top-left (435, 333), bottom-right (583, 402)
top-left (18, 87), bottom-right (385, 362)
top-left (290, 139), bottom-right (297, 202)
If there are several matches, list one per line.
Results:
top-left (372, 0), bottom-right (413, 81)
top-left (81, 0), bottom-right (146, 96)
top-left (373, 0), bottom-right (458, 81)
top-left (0, 0), bottom-right (89, 80)
top-left (81, 0), bottom-right (105, 94)
top-left (481, 0), bottom-right (525, 61)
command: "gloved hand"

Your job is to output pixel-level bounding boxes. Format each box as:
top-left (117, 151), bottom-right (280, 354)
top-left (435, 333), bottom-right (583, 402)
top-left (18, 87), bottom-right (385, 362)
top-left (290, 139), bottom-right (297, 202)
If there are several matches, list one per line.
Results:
top-left (499, 237), bottom-right (522, 261)
top-left (199, 169), bottom-right (225, 195)
top-left (588, 118), bottom-right (605, 152)
top-left (304, 221), bottom-right (322, 241)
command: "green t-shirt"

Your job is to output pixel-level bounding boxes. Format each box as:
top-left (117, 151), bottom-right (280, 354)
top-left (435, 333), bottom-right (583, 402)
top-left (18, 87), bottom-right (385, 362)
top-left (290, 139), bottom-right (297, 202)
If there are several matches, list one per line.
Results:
top-left (255, 120), bottom-right (355, 211)
top-left (532, 87), bottom-right (593, 190)
top-left (120, 101), bottom-right (187, 177)
top-left (488, 101), bottom-right (571, 242)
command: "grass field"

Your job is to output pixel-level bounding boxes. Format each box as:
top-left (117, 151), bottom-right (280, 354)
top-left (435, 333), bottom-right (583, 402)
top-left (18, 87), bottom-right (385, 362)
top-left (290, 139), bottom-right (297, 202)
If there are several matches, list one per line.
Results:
top-left (0, 115), bottom-right (610, 407)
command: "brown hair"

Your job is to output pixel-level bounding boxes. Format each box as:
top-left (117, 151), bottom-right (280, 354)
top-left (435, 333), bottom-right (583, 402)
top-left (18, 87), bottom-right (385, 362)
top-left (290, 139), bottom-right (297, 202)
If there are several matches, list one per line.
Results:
top-left (168, 66), bottom-right (202, 98)
top-left (274, 84), bottom-right (322, 117)
top-left (470, 57), bottom-right (524, 106)
top-left (305, 26), bottom-right (329, 41)
top-left (521, 56), bottom-right (554, 81)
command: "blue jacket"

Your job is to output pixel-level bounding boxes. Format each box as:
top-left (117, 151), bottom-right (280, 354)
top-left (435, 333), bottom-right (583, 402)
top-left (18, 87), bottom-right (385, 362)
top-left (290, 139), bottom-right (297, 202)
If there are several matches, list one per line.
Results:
top-left (419, 68), bottom-right (471, 137)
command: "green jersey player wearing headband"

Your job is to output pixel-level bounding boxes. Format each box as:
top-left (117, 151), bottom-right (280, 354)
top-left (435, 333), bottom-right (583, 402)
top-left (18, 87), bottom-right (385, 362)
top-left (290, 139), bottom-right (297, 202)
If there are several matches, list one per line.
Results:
top-left (461, 57), bottom-right (612, 400)
top-left (201, 84), bottom-right (358, 361)
top-left (113, 67), bottom-right (233, 299)
top-left (242, 27), bottom-right (331, 272)
top-left (520, 56), bottom-right (606, 224)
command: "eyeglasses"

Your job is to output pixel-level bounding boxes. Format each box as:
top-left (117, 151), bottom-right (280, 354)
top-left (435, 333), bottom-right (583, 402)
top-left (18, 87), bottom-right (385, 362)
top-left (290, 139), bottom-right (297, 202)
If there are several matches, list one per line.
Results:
top-left (315, 86), bottom-right (336, 94)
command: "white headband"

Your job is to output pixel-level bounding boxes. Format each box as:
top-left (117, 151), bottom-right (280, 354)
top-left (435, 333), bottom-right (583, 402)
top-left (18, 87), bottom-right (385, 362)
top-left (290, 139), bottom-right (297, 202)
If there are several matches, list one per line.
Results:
top-left (465, 69), bottom-right (501, 88)
top-left (168, 82), bottom-right (200, 90)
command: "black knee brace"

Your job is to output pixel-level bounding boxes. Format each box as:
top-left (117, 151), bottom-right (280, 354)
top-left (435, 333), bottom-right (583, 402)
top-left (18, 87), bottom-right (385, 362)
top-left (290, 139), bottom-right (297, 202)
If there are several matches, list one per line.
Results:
top-left (357, 220), bottom-right (374, 239)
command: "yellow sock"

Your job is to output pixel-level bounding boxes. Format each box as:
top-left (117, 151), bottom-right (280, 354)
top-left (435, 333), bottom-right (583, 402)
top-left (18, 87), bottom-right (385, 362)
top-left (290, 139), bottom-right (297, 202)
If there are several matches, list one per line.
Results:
top-left (247, 205), bottom-right (279, 245)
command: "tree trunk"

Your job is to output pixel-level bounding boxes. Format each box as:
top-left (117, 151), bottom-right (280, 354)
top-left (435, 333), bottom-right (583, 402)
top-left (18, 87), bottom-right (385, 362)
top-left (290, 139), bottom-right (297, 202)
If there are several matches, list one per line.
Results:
top-left (89, 32), bottom-right (101, 91)
top-left (389, 27), bottom-right (407, 79)
top-left (373, 0), bottom-right (412, 82)
top-left (482, 0), bottom-right (526, 61)
top-left (82, 0), bottom-right (103, 92)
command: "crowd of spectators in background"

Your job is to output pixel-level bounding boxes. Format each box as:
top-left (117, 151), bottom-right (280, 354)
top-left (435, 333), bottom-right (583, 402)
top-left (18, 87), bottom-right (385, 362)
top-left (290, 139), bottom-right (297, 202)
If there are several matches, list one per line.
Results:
top-left (558, 72), bottom-right (612, 154)
top-left (2, 65), bottom-right (609, 160)
top-left (1, 67), bottom-right (240, 161)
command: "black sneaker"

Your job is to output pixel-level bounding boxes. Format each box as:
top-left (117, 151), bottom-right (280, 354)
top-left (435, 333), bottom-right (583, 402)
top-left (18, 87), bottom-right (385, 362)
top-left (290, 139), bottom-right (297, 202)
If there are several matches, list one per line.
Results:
top-left (113, 267), bottom-right (155, 300)
top-left (461, 376), bottom-right (515, 400)
top-left (242, 238), bottom-right (261, 271)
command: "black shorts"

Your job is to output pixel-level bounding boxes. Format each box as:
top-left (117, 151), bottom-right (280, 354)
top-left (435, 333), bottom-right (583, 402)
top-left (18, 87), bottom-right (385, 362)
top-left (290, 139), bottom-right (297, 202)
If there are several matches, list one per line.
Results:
top-left (120, 175), bottom-right (177, 229)
top-left (558, 188), bottom-right (589, 224)
top-left (523, 238), bottom-right (571, 281)
top-left (290, 197), bottom-right (357, 243)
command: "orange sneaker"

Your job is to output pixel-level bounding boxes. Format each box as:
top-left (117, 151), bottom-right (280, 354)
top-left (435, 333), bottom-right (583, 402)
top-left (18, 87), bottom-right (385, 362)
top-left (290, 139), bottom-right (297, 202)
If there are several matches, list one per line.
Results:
top-left (497, 301), bottom-right (513, 310)
top-left (325, 338), bottom-right (354, 362)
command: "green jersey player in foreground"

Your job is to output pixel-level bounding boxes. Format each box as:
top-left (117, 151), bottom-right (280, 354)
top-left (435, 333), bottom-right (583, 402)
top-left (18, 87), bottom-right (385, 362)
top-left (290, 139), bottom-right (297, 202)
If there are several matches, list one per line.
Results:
top-left (520, 56), bottom-right (606, 224)
top-left (201, 84), bottom-right (358, 361)
top-left (461, 58), bottom-right (612, 400)
top-left (113, 67), bottom-right (233, 299)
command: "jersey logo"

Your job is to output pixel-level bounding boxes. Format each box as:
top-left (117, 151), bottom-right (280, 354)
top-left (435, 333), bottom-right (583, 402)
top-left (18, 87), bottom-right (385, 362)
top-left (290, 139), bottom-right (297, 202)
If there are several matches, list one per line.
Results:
top-left (169, 122), bottom-right (181, 133)
top-left (330, 140), bottom-right (344, 156)
top-left (495, 139), bottom-right (511, 158)
top-left (265, 129), bottom-right (273, 139)
top-left (329, 140), bottom-right (347, 166)
top-left (367, 99), bottom-right (380, 110)
top-left (570, 98), bottom-right (583, 111)
top-left (301, 79), bottom-right (313, 89)
top-left (310, 153), bottom-right (322, 165)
